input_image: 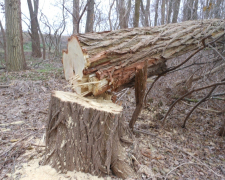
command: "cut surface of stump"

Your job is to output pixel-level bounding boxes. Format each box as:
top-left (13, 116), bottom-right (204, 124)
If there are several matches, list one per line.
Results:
top-left (44, 91), bottom-right (135, 179)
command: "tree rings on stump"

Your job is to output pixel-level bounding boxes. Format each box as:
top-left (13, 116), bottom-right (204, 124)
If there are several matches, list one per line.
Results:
top-left (44, 91), bottom-right (135, 179)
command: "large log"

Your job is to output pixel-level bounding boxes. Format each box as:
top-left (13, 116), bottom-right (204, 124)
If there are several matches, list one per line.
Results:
top-left (44, 91), bottom-right (136, 179)
top-left (62, 19), bottom-right (225, 96)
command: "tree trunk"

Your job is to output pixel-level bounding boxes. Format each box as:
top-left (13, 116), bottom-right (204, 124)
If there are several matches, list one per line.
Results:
top-left (62, 19), bottom-right (225, 96)
top-left (85, 0), bottom-right (94, 33)
top-left (73, 0), bottom-right (79, 34)
top-left (116, 0), bottom-right (131, 29)
top-left (154, 0), bottom-right (159, 26)
top-left (133, 0), bottom-right (141, 27)
top-left (192, 0), bottom-right (199, 20)
top-left (5, 0), bottom-right (26, 71)
top-left (166, 0), bottom-right (172, 24)
top-left (161, 0), bottom-right (165, 25)
top-left (44, 91), bottom-right (136, 179)
top-left (215, 0), bottom-right (222, 18)
top-left (172, 0), bottom-right (181, 23)
top-left (0, 20), bottom-right (7, 65)
top-left (27, 0), bottom-right (42, 58)
top-left (140, 0), bottom-right (150, 27)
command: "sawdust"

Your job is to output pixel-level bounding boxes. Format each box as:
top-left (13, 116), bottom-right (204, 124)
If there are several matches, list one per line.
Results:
top-left (14, 158), bottom-right (109, 180)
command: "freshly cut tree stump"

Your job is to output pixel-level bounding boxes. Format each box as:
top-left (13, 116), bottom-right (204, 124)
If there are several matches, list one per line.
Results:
top-left (44, 91), bottom-right (135, 179)
top-left (62, 19), bottom-right (225, 96)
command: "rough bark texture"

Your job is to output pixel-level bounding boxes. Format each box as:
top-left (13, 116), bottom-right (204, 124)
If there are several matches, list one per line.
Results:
top-left (140, 0), bottom-right (150, 27)
top-left (116, 0), bottom-right (131, 29)
top-left (5, 0), bottom-right (26, 71)
top-left (44, 91), bottom-right (135, 179)
top-left (85, 0), bottom-right (94, 33)
top-left (73, 0), bottom-right (79, 34)
top-left (172, 0), bottom-right (181, 23)
top-left (0, 20), bottom-right (7, 65)
top-left (62, 19), bottom-right (225, 96)
top-left (27, 0), bottom-right (42, 58)
top-left (161, 0), bottom-right (165, 25)
top-left (166, 0), bottom-right (172, 24)
top-left (129, 61), bottom-right (147, 129)
top-left (133, 0), bottom-right (141, 27)
top-left (154, 0), bottom-right (159, 26)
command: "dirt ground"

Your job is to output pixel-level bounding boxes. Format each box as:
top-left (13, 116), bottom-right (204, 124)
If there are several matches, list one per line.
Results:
top-left (0, 54), bottom-right (225, 179)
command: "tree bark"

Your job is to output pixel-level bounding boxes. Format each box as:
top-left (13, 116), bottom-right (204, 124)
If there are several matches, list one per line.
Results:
top-left (44, 91), bottom-right (136, 179)
top-left (62, 19), bottom-right (225, 96)
top-left (5, 0), bottom-right (26, 71)
top-left (129, 61), bottom-right (147, 129)
top-left (172, 0), bottom-right (181, 23)
top-left (140, 0), bottom-right (150, 27)
top-left (27, 0), bottom-right (42, 58)
top-left (154, 0), bottom-right (159, 26)
top-left (116, 0), bottom-right (131, 29)
top-left (85, 0), bottom-right (94, 33)
top-left (214, 0), bottom-right (222, 18)
top-left (193, 0), bottom-right (199, 20)
top-left (0, 20), bottom-right (7, 65)
top-left (133, 0), bottom-right (141, 27)
top-left (161, 0), bottom-right (165, 25)
top-left (166, 0), bottom-right (172, 24)
top-left (73, 0), bottom-right (79, 34)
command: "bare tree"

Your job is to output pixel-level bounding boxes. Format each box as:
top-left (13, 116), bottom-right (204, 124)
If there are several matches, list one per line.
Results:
top-left (192, 0), bottom-right (199, 19)
top-left (85, 0), bottom-right (94, 33)
top-left (0, 19), bottom-right (6, 66)
top-left (108, 0), bottom-right (116, 31)
top-left (116, 0), bottom-right (131, 29)
top-left (73, 0), bottom-right (79, 34)
top-left (5, 0), bottom-right (26, 71)
top-left (140, 0), bottom-right (150, 27)
top-left (161, 0), bottom-right (165, 25)
top-left (154, 0), bottom-right (159, 26)
top-left (133, 0), bottom-right (141, 27)
top-left (27, 0), bottom-right (42, 58)
top-left (166, 0), bottom-right (172, 24)
top-left (214, 0), bottom-right (222, 18)
top-left (172, 0), bottom-right (181, 23)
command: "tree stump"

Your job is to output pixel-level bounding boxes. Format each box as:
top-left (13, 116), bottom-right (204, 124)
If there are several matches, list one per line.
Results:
top-left (44, 91), bottom-right (135, 179)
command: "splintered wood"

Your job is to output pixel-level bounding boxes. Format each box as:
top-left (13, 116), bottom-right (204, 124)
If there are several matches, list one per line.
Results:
top-left (62, 19), bottom-right (225, 96)
top-left (44, 91), bottom-right (135, 179)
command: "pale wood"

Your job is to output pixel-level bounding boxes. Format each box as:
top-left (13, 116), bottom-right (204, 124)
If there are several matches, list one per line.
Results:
top-left (62, 19), bottom-right (225, 96)
top-left (44, 91), bottom-right (135, 179)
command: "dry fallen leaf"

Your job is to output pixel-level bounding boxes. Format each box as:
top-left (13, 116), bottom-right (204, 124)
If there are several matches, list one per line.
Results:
top-left (141, 148), bottom-right (152, 158)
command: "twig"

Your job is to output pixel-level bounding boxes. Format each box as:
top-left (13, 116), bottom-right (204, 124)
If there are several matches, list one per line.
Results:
top-left (0, 85), bottom-right (9, 88)
top-left (165, 162), bottom-right (223, 179)
top-left (30, 143), bottom-right (45, 147)
top-left (144, 44), bottom-right (208, 107)
top-left (0, 132), bottom-right (36, 157)
top-left (162, 82), bottom-right (225, 126)
top-left (116, 88), bottom-right (129, 103)
top-left (208, 44), bottom-right (225, 62)
top-left (182, 85), bottom-right (218, 128)
top-left (144, 75), bottom-right (161, 106)
top-left (134, 129), bottom-right (224, 179)
top-left (181, 100), bottom-right (222, 114)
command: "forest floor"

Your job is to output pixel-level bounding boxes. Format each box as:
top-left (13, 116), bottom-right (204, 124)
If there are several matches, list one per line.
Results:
top-left (0, 52), bottom-right (225, 180)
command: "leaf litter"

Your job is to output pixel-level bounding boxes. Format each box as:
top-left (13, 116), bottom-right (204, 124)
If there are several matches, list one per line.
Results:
top-left (0, 59), bottom-right (224, 180)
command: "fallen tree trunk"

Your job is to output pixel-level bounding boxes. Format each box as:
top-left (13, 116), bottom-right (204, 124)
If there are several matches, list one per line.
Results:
top-left (62, 19), bottom-right (225, 96)
top-left (44, 91), bottom-right (135, 179)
